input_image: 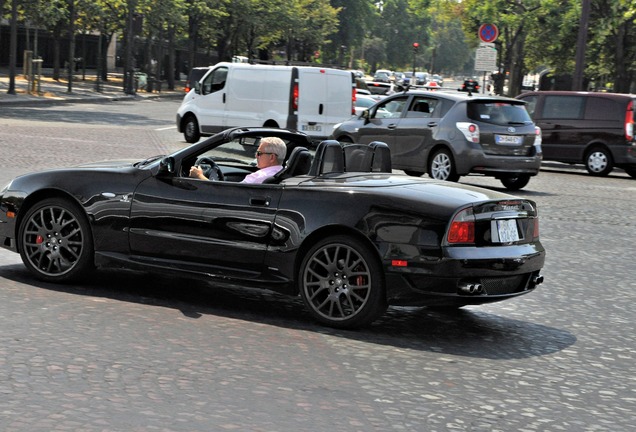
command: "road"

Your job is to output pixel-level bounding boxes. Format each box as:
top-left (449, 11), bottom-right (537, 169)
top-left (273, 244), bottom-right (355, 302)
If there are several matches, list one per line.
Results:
top-left (0, 99), bottom-right (635, 432)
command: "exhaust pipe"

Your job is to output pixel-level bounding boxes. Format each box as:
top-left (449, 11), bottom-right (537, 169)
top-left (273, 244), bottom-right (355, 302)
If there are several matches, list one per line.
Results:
top-left (459, 283), bottom-right (484, 295)
top-left (531, 274), bottom-right (544, 286)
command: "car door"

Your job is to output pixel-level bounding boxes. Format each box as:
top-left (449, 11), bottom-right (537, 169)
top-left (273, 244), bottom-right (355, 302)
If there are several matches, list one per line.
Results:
top-left (355, 95), bottom-right (410, 146)
top-left (128, 176), bottom-right (282, 278)
top-left (196, 65), bottom-right (229, 135)
top-left (389, 96), bottom-right (443, 171)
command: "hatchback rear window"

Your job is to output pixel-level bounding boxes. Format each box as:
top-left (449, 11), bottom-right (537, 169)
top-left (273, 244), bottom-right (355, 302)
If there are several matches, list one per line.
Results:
top-left (467, 102), bottom-right (533, 126)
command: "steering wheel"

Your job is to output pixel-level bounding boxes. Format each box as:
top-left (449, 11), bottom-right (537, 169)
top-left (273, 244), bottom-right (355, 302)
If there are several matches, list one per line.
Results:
top-left (194, 156), bottom-right (224, 181)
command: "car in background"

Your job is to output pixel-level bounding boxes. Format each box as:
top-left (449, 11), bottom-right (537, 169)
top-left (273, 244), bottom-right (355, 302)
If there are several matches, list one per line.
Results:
top-left (366, 81), bottom-right (392, 97)
top-left (331, 90), bottom-right (543, 190)
top-left (373, 70), bottom-right (391, 83)
top-left (354, 94), bottom-right (377, 116)
top-left (431, 74), bottom-right (444, 86)
top-left (459, 78), bottom-right (480, 93)
top-left (414, 72), bottom-right (429, 86)
top-left (0, 127), bottom-right (545, 328)
top-left (184, 66), bottom-right (211, 93)
top-left (516, 90), bottom-right (636, 177)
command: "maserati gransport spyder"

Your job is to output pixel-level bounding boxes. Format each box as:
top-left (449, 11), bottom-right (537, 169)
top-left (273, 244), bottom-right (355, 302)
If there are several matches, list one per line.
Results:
top-left (0, 127), bottom-right (545, 328)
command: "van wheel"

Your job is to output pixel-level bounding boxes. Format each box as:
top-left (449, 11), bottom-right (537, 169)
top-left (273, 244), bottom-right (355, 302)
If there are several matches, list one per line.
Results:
top-left (585, 147), bottom-right (613, 176)
top-left (500, 175), bottom-right (530, 190)
top-left (429, 148), bottom-right (459, 182)
top-left (183, 115), bottom-right (201, 143)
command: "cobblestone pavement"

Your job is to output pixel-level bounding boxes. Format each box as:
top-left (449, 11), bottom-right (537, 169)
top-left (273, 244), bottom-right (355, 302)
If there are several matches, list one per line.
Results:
top-left (0, 101), bottom-right (635, 431)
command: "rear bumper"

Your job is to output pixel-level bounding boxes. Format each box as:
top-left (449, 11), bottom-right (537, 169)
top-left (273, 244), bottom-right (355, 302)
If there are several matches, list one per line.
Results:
top-left (383, 244), bottom-right (546, 306)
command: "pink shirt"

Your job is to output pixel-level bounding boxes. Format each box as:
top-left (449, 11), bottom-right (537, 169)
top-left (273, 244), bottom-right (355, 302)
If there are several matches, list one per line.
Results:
top-left (241, 165), bottom-right (283, 184)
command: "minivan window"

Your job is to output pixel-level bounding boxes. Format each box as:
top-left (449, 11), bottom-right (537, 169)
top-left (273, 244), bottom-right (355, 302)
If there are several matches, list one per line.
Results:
top-left (201, 67), bottom-right (228, 95)
top-left (467, 102), bottom-right (533, 126)
top-left (543, 95), bottom-right (584, 119)
top-left (585, 97), bottom-right (621, 121)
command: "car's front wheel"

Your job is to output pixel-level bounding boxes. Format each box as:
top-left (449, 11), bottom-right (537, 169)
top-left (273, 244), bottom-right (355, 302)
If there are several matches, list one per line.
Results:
top-left (500, 175), bottom-right (531, 190)
top-left (183, 115), bottom-right (201, 143)
top-left (19, 197), bottom-right (94, 283)
top-left (585, 147), bottom-right (613, 176)
top-left (429, 148), bottom-right (459, 182)
top-left (299, 235), bottom-right (387, 328)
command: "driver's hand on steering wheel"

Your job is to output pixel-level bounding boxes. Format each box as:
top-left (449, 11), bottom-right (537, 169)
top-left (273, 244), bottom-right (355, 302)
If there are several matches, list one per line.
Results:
top-left (189, 165), bottom-right (207, 180)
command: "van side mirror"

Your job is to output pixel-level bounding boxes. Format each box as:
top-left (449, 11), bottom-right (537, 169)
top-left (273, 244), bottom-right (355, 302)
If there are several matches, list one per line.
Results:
top-left (194, 81), bottom-right (201, 94)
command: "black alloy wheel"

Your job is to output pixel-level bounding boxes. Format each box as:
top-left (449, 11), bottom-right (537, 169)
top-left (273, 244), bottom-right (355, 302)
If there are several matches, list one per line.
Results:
top-left (299, 235), bottom-right (387, 328)
top-left (19, 198), bottom-right (94, 283)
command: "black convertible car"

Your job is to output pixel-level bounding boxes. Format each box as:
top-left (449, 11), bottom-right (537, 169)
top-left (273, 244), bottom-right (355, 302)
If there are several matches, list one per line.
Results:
top-left (0, 127), bottom-right (545, 328)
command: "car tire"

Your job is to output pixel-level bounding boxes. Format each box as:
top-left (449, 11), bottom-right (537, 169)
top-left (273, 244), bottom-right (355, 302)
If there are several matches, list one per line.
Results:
top-left (585, 147), bottom-right (613, 176)
top-left (298, 235), bottom-right (387, 329)
top-left (429, 148), bottom-right (460, 182)
top-left (183, 115), bottom-right (201, 143)
top-left (625, 167), bottom-right (636, 179)
top-left (404, 170), bottom-right (424, 177)
top-left (500, 175), bottom-right (531, 190)
top-left (19, 197), bottom-right (94, 283)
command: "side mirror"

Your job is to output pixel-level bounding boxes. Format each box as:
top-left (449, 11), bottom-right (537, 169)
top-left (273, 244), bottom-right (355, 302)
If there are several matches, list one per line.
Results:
top-left (194, 81), bottom-right (201, 94)
top-left (362, 109), bottom-right (371, 124)
top-left (158, 156), bottom-right (176, 174)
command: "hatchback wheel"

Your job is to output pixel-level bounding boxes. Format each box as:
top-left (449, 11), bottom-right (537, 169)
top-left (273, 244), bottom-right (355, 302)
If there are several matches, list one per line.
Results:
top-left (19, 198), bottom-right (94, 283)
top-left (585, 147), bottom-right (613, 176)
top-left (500, 175), bottom-right (530, 190)
top-left (429, 148), bottom-right (459, 182)
top-left (299, 236), bottom-right (387, 328)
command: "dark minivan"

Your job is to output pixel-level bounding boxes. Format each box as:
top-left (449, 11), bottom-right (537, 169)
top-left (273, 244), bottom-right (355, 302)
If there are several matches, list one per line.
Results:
top-left (517, 91), bottom-right (636, 178)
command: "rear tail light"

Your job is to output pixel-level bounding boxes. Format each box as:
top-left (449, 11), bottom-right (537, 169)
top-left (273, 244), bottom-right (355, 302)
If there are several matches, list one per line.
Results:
top-left (447, 207), bottom-right (475, 244)
top-left (352, 88), bottom-right (357, 115)
top-left (292, 82), bottom-right (299, 110)
top-left (626, 100), bottom-right (634, 141)
top-left (534, 126), bottom-right (543, 155)
top-left (533, 217), bottom-right (540, 239)
top-left (456, 122), bottom-right (480, 143)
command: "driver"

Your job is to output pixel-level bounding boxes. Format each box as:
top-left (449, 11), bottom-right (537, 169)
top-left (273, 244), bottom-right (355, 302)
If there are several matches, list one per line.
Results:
top-left (189, 137), bottom-right (287, 184)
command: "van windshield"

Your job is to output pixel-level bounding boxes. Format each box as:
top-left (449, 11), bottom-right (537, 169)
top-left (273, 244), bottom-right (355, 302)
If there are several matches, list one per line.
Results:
top-left (467, 101), bottom-right (533, 126)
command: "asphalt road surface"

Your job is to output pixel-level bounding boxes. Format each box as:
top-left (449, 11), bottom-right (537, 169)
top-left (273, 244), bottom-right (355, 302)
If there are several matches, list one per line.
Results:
top-left (0, 99), bottom-right (635, 431)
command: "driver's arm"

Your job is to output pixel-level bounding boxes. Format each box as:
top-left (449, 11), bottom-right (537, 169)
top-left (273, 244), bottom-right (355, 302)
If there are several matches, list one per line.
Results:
top-left (189, 165), bottom-right (208, 180)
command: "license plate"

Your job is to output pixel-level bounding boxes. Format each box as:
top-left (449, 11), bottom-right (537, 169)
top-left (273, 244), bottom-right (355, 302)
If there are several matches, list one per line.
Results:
top-left (491, 219), bottom-right (520, 243)
top-left (495, 134), bottom-right (523, 144)
top-left (302, 125), bottom-right (322, 132)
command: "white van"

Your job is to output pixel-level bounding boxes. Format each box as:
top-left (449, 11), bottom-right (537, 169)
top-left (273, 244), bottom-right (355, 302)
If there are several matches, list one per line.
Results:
top-left (176, 62), bottom-right (355, 143)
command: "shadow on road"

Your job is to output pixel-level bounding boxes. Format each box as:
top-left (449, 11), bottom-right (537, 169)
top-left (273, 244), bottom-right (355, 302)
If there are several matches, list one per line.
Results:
top-left (0, 264), bottom-right (575, 361)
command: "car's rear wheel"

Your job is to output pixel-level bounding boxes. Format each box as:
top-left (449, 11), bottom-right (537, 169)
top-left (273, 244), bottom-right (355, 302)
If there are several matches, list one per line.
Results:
top-left (404, 170), bottom-right (424, 177)
top-left (500, 175), bottom-right (531, 190)
top-left (625, 167), bottom-right (636, 179)
top-left (183, 115), bottom-right (201, 143)
top-left (299, 235), bottom-right (387, 328)
top-left (429, 148), bottom-right (459, 182)
top-left (585, 147), bottom-right (613, 176)
top-left (19, 197), bottom-right (94, 283)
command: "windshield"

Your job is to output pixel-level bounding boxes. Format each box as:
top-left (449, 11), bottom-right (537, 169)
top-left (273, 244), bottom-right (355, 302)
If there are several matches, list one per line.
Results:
top-left (467, 101), bottom-right (533, 126)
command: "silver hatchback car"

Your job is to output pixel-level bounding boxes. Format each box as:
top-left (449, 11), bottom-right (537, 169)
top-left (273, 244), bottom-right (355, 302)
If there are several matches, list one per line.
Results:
top-left (330, 90), bottom-right (543, 190)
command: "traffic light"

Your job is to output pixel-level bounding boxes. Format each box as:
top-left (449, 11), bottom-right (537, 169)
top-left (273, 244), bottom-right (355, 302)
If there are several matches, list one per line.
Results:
top-left (413, 42), bottom-right (420, 53)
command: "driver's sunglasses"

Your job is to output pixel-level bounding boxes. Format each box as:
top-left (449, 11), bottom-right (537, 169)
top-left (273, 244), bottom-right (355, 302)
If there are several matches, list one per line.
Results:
top-left (255, 151), bottom-right (274, 157)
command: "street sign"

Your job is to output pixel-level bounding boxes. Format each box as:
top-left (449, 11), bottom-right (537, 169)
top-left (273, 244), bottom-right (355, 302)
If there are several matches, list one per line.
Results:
top-left (475, 46), bottom-right (497, 72)
top-left (478, 24), bottom-right (499, 43)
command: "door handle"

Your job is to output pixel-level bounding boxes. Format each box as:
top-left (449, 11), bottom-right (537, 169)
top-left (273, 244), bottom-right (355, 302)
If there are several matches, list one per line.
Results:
top-left (427, 122), bottom-right (438, 127)
top-left (249, 197), bottom-right (270, 206)
top-left (223, 93), bottom-right (226, 103)
top-left (388, 123), bottom-right (397, 129)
